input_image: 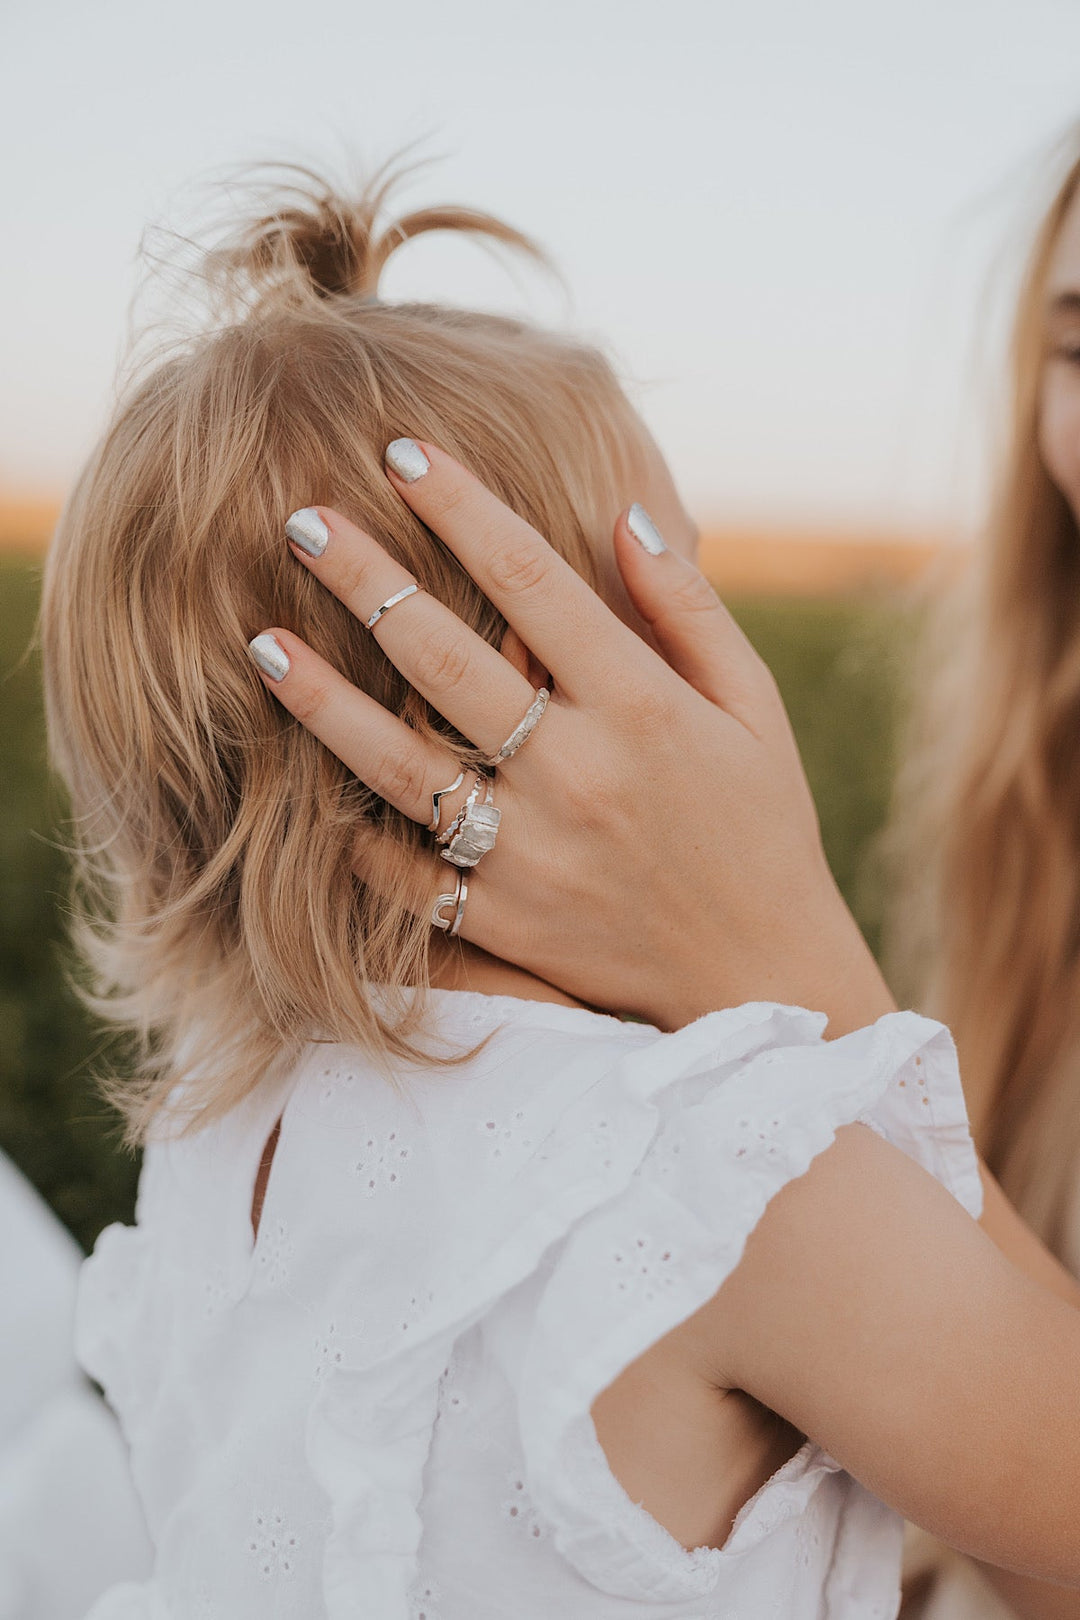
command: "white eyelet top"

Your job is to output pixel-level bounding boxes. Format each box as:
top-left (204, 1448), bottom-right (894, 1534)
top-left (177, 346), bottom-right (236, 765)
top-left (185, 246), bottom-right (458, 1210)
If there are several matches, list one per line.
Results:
top-left (75, 991), bottom-right (982, 1620)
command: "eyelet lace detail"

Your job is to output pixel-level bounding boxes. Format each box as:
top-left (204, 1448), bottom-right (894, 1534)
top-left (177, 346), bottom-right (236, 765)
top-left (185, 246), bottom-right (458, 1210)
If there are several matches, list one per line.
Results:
top-left (610, 1235), bottom-right (678, 1304)
top-left (246, 1507), bottom-right (301, 1580)
top-left (408, 1575), bottom-right (443, 1620)
top-left (254, 1216), bottom-right (294, 1288)
top-left (353, 1130), bottom-right (413, 1196)
top-left (502, 1470), bottom-right (548, 1542)
top-left (477, 1109), bottom-right (534, 1163)
top-left (313, 1318), bottom-right (348, 1381)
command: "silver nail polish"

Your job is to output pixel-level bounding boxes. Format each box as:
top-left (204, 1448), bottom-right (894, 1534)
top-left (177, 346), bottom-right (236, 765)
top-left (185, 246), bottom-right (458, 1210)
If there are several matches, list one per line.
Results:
top-left (385, 438), bottom-right (430, 483)
top-left (627, 503), bottom-right (667, 556)
top-left (285, 507), bottom-right (329, 557)
top-left (247, 633), bottom-right (290, 682)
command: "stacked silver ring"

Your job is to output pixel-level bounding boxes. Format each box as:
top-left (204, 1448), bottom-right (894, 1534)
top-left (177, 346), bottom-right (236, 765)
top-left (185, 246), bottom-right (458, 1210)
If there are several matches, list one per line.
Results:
top-left (427, 685), bottom-right (550, 935)
top-left (437, 772), bottom-right (500, 868)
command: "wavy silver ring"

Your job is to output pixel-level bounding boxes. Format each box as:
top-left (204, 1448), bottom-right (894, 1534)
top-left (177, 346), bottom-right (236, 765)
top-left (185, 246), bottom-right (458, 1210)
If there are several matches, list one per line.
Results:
top-left (429, 768), bottom-right (466, 834)
top-left (431, 869), bottom-right (468, 936)
top-left (485, 686), bottom-right (549, 766)
top-left (365, 583), bottom-right (421, 630)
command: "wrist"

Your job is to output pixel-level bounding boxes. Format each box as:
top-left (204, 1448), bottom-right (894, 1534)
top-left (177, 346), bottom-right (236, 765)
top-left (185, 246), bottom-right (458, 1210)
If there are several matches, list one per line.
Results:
top-left (654, 873), bottom-right (897, 1035)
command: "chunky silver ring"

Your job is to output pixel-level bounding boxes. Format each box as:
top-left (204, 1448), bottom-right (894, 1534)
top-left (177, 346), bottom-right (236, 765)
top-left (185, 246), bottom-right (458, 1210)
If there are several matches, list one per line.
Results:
top-left (429, 768), bottom-right (466, 834)
top-left (485, 687), bottom-right (549, 766)
top-left (365, 583), bottom-right (421, 630)
top-left (431, 869), bottom-right (468, 936)
top-left (440, 774), bottom-right (500, 868)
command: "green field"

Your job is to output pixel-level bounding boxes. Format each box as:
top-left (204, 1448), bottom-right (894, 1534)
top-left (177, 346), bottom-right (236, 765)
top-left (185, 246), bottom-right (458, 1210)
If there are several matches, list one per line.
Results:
top-left (0, 554), bottom-right (916, 1251)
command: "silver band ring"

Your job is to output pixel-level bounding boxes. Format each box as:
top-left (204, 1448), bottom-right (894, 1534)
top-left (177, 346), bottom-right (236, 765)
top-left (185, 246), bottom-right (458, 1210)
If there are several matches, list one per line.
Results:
top-left (429, 768), bottom-right (466, 833)
top-left (365, 583), bottom-right (421, 630)
top-left (485, 687), bottom-right (549, 766)
top-left (431, 869), bottom-right (468, 936)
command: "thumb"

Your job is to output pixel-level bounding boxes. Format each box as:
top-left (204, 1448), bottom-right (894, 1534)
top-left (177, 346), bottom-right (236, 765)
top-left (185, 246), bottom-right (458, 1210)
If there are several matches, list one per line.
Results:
top-left (613, 504), bottom-right (776, 726)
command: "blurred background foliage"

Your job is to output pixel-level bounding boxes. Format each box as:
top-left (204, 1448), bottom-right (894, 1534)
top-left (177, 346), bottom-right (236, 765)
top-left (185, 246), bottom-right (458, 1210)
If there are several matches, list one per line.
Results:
top-left (0, 550), bottom-right (916, 1253)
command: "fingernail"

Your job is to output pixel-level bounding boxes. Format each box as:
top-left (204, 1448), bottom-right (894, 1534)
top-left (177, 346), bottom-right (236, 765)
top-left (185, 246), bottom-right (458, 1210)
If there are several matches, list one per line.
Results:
top-left (627, 503), bottom-right (667, 556)
top-left (385, 438), bottom-right (430, 483)
top-left (285, 507), bottom-right (329, 557)
top-left (247, 633), bottom-right (290, 682)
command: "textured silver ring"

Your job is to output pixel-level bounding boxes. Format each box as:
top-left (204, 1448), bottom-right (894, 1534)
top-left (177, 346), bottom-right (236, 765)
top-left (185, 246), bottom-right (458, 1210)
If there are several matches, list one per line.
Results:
top-left (429, 768), bottom-right (466, 834)
top-left (431, 869), bottom-right (468, 936)
top-left (485, 687), bottom-right (549, 766)
top-left (440, 774), bottom-right (500, 868)
top-left (365, 583), bottom-right (421, 630)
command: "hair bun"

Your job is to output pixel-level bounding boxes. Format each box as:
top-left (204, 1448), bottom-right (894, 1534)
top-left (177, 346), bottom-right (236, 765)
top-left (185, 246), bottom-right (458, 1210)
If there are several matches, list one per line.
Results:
top-left (199, 160), bottom-right (545, 312)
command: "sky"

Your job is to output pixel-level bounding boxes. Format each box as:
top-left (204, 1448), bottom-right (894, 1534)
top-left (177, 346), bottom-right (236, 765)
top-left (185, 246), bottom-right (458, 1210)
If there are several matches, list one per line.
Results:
top-left (5, 0), bottom-right (1080, 533)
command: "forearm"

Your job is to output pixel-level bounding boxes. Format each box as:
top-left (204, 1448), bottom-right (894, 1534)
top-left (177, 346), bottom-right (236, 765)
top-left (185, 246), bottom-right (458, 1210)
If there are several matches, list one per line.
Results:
top-left (976, 1160), bottom-right (1080, 1308)
top-left (979, 1561), bottom-right (1080, 1620)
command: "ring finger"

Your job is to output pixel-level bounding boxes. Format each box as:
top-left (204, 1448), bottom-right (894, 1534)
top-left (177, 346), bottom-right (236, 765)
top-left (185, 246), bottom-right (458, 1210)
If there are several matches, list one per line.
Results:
top-left (285, 504), bottom-right (543, 761)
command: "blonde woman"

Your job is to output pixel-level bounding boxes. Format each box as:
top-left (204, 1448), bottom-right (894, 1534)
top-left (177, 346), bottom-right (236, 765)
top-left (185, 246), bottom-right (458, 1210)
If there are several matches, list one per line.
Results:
top-left (897, 134), bottom-right (1080, 1620)
top-left (40, 166), bottom-right (1080, 1619)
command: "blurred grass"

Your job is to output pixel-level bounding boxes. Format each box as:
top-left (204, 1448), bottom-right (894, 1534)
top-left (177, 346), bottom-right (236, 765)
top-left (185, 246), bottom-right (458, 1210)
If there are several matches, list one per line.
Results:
top-left (0, 553), bottom-right (914, 1251)
top-left (1, 553), bottom-right (140, 1251)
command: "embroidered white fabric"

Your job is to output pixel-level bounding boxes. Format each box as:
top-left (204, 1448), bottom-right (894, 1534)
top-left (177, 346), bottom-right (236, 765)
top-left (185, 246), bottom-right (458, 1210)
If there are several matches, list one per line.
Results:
top-left (75, 991), bottom-right (982, 1620)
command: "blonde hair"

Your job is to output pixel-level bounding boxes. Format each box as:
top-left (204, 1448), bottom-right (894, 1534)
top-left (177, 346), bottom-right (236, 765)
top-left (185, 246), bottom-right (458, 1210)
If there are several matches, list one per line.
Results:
top-left (38, 162), bottom-right (646, 1145)
top-left (889, 129), bottom-right (1080, 1256)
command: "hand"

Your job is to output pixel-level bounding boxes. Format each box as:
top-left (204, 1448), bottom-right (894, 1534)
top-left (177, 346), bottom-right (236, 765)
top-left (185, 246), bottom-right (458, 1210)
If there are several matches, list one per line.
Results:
top-left (248, 441), bottom-right (895, 1033)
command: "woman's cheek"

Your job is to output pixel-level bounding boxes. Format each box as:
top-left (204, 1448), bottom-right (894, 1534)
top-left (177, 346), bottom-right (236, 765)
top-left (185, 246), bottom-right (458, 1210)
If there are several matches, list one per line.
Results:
top-left (1039, 366), bottom-right (1080, 518)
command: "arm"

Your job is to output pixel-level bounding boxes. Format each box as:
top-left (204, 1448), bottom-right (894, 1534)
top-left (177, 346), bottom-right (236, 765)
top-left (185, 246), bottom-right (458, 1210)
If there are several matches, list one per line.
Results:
top-left (698, 1123), bottom-right (1080, 1585)
top-left (960, 1162), bottom-right (1080, 1617)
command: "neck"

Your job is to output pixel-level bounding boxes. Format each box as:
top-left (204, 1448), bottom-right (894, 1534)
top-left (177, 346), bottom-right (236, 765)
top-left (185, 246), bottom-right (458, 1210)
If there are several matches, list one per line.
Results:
top-left (428, 936), bottom-right (591, 1011)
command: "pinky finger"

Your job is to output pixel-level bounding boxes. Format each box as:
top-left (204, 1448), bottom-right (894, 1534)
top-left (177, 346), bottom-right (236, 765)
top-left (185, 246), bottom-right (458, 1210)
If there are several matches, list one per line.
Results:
top-left (246, 627), bottom-right (462, 827)
top-left (349, 821), bottom-right (490, 951)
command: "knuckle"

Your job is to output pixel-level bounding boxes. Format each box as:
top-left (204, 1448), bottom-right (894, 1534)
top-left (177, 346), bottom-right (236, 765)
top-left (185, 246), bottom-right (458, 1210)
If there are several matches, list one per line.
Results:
top-left (411, 626), bottom-right (473, 694)
top-left (666, 568), bottom-right (722, 618)
top-left (370, 746), bottom-right (427, 813)
top-left (289, 678), bottom-right (332, 729)
top-left (485, 540), bottom-right (551, 600)
top-left (422, 477), bottom-right (470, 529)
top-left (623, 681), bottom-right (678, 736)
top-left (563, 761), bottom-right (617, 832)
top-left (333, 549), bottom-right (380, 610)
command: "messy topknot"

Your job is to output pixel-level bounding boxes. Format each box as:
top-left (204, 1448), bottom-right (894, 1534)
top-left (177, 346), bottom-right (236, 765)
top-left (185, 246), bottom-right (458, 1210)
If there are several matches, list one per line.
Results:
top-left (199, 160), bottom-right (548, 309)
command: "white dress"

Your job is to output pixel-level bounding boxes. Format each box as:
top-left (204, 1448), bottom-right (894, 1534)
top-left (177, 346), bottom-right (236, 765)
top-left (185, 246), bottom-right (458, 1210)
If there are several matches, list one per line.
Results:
top-left (74, 990), bottom-right (982, 1620)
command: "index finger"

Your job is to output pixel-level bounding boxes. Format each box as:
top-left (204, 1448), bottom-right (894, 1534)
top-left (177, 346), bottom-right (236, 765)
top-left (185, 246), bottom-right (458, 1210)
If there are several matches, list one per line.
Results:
top-left (383, 438), bottom-right (650, 702)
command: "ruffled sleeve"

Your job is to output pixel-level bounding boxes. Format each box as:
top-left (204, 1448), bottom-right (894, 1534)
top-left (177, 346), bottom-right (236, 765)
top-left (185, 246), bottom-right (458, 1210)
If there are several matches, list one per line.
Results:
top-left (512, 1006), bottom-right (981, 1603)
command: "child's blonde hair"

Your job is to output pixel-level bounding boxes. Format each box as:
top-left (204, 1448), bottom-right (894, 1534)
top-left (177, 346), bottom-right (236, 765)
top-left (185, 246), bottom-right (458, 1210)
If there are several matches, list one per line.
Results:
top-left (39, 162), bottom-right (646, 1144)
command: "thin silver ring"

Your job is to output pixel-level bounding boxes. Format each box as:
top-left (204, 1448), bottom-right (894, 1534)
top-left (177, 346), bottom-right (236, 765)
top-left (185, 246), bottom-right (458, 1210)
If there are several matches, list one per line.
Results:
top-left (485, 687), bottom-right (550, 766)
top-left (365, 583), bottom-right (421, 630)
top-left (429, 768), bottom-right (466, 834)
top-left (450, 871), bottom-right (469, 936)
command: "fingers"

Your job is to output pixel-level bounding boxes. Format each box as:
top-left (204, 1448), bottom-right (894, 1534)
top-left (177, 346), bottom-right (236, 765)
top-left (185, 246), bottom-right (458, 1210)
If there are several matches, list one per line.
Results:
top-left (284, 505), bottom-right (539, 760)
top-left (613, 505), bottom-right (779, 731)
top-left (247, 626), bottom-right (473, 828)
top-left (350, 819), bottom-right (484, 945)
top-left (382, 439), bottom-right (652, 704)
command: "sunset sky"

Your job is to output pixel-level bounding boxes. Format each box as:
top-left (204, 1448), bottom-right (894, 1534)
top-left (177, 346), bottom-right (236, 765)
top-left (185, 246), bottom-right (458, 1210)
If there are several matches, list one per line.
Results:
top-left (5, 0), bottom-right (1080, 534)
